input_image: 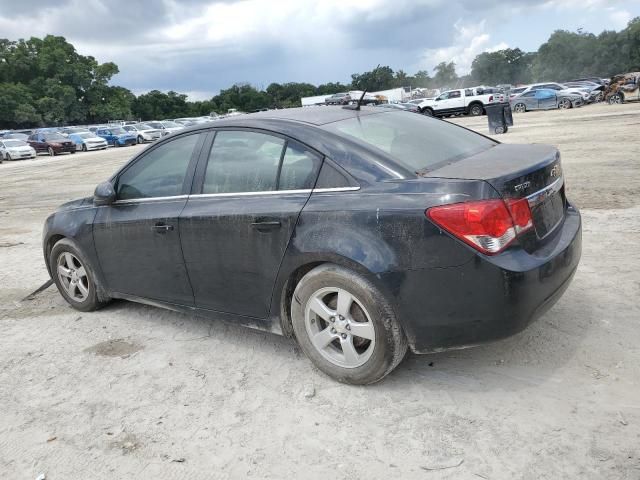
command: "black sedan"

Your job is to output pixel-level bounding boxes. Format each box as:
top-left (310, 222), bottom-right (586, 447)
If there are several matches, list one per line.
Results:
top-left (43, 107), bottom-right (581, 384)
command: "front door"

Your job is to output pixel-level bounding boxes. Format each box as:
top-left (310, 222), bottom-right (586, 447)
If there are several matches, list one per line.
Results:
top-left (93, 132), bottom-right (205, 305)
top-left (180, 129), bottom-right (322, 318)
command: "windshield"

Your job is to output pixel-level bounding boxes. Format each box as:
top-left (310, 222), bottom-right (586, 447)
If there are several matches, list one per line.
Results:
top-left (43, 133), bottom-right (67, 141)
top-left (77, 133), bottom-right (96, 139)
top-left (322, 111), bottom-right (496, 172)
top-left (136, 123), bottom-right (152, 129)
top-left (4, 140), bottom-right (28, 147)
top-left (148, 122), bottom-right (162, 128)
top-left (110, 128), bottom-right (126, 134)
top-left (161, 121), bottom-right (181, 128)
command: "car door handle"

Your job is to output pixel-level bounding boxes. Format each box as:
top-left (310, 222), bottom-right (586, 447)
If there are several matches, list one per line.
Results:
top-left (151, 223), bottom-right (174, 233)
top-left (250, 220), bottom-right (281, 231)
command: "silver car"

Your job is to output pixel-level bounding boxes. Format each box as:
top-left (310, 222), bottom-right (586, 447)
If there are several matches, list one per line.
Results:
top-left (123, 123), bottom-right (163, 143)
top-left (510, 89), bottom-right (583, 113)
top-left (0, 139), bottom-right (36, 161)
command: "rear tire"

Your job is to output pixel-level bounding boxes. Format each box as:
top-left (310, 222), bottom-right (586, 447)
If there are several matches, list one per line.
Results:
top-left (514, 103), bottom-right (526, 113)
top-left (468, 103), bottom-right (483, 116)
top-left (49, 238), bottom-right (110, 312)
top-left (291, 264), bottom-right (408, 385)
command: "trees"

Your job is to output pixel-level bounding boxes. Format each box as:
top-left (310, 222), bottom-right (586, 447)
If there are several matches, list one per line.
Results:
top-left (432, 62), bottom-right (458, 88)
top-left (470, 48), bottom-right (535, 86)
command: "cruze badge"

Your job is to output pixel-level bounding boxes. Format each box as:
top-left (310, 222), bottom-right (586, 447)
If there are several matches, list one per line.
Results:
top-left (514, 181), bottom-right (531, 192)
top-left (550, 165), bottom-right (561, 178)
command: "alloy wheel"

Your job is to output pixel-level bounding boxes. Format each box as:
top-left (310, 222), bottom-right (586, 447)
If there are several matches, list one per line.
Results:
top-left (559, 99), bottom-right (571, 109)
top-left (514, 103), bottom-right (526, 113)
top-left (56, 252), bottom-right (90, 303)
top-left (48, 147), bottom-right (55, 156)
top-left (304, 287), bottom-right (376, 368)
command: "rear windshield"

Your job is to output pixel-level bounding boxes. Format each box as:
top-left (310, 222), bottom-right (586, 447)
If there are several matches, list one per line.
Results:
top-left (322, 111), bottom-right (496, 172)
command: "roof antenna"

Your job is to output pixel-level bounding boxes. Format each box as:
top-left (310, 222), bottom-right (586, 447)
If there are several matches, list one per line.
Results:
top-left (343, 89), bottom-right (367, 111)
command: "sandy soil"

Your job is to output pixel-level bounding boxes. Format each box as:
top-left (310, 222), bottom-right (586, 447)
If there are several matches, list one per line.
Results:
top-left (1, 103), bottom-right (639, 479)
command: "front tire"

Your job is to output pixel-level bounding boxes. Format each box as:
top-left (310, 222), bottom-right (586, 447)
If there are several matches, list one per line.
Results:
top-left (49, 238), bottom-right (109, 312)
top-left (48, 147), bottom-right (55, 156)
top-left (558, 99), bottom-right (572, 109)
top-left (6, 153), bottom-right (12, 161)
top-left (421, 108), bottom-right (433, 116)
top-left (291, 264), bottom-right (407, 385)
top-left (82, 144), bottom-right (87, 152)
top-left (113, 139), bottom-right (119, 147)
top-left (137, 135), bottom-right (144, 144)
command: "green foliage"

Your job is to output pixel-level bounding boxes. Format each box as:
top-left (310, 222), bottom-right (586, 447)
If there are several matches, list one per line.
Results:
top-left (471, 48), bottom-right (535, 85)
top-left (1, 20), bottom-right (639, 129)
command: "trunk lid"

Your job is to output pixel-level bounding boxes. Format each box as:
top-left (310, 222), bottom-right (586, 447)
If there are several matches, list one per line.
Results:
top-left (425, 144), bottom-right (566, 244)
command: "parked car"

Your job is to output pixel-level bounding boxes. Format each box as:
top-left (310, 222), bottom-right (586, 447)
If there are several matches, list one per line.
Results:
top-left (146, 121), bottom-right (185, 136)
top-left (375, 103), bottom-right (420, 113)
top-left (0, 139), bottom-right (36, 161)
top-left (61, 127), bottom-right (89, 137)
top-left (123, 123), bottom-right (163, 143)
top-left (28, 132), bottom-right (76, 156)
top-left (520, 82), bottom-right (590, 103)
top-left (1, 133), bottom-right (29, 141)
top-left (325, 93), bottom-right (352, 105)
top-left (68, 132), bottom-right (109, 152)
top-left (95, 127), bottom-right (137, 147)
top-left (509, 86), bottom-right (528, 100)
top-left (42, 106), bottom-right (581, 384)
top-left (510, 89), bottom-right (583, 112)
top-left (417, 88), bottom-right (500, 117)
top-left (606, 72), bottom-right (640, 104)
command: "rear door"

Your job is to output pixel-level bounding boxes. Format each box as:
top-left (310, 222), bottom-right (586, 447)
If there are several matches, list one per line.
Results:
top-left (180, 129), bottom-right (323, 318)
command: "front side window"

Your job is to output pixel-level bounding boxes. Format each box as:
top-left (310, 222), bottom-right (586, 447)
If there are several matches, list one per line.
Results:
top-left (116, 133), bottom-right (201, 200)
top-left (436, 92), bottom-right (449, 101)
top-left (449, 91), bottom-right (461, 98)
top-left (322, 111), bottom-right (496, 173)
top-left (203, 130), bottom-right (285, 194)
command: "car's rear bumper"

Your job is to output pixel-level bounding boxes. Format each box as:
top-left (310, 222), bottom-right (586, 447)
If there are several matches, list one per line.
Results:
top-left (380, 204), bottom-right (582, 354)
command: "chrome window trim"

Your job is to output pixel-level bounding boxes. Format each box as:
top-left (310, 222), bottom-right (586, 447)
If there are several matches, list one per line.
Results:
top-left (113, 194), bottom-right (189, 205)
top-left (110, 186), bottom-right (361, 204)
top-left (190, 189), bottom-right (311, 199)
top-left (312, 186), bottom-right (361, 193)
top-left (188, 186), bottom-right (360, 199)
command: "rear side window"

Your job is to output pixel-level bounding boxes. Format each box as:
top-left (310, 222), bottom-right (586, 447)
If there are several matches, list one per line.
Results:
top-left (322, 112), bottom-right (495, 172)
top-left (315, 161), bottom-right (353, 189)
top-left (203, 131), bottom-right (285, 194)
top-left (279, 143), bottom-right (322, 190)
top-left (116, 133), bottom-right (201, 200)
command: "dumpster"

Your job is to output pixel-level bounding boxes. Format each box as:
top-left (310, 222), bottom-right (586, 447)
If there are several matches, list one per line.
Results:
top-left (486, 103), bottom-right (512, 134)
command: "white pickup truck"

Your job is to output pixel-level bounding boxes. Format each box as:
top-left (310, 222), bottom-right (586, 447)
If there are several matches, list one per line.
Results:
top-left (417, 87), bottom-right (503, 117)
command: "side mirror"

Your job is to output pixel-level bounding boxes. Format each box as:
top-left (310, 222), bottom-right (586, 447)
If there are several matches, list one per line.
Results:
top-left (94, 181), bottom-right (116, 206)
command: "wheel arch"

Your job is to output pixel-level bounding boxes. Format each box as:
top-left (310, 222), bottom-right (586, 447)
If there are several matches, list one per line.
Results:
top-left (467, 101), bottom-right (485, 115)
top-left (275, 254), bottom-right (391, 339)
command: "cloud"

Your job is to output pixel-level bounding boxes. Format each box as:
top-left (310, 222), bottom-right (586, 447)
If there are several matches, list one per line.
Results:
top-left (0, 0), bottom-right (637, 97)
top-left (419, 20), bottom-right (508, 74)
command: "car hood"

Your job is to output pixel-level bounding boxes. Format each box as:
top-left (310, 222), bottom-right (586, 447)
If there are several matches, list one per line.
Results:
top-left (6, 145), bottom-right (34, 152)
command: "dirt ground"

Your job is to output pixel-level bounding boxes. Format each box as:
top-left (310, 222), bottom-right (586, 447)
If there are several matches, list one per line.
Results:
top-left (1, 103), bottom-right (639, 480)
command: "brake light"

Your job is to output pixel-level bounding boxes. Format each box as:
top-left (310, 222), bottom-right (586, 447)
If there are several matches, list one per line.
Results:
top-left (489, 95), bottom-right (494, 103)
top-left (427, 198), bottom-right (533, 255)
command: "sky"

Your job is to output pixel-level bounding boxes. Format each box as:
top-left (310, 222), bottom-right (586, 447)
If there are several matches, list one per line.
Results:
top-left (0, 0), bottom-right (638, 100)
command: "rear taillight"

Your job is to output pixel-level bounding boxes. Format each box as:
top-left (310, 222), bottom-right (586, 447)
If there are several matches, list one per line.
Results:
top-left (427, 198), bottom-right (533, 255)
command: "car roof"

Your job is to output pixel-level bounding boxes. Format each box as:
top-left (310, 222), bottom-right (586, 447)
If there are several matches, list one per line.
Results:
top-left (201, 106), bottom-right (384, 127)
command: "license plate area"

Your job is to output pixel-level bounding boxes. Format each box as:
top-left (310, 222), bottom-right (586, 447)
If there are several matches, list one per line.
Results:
top-left (527, 178), bottom-right (565, 239)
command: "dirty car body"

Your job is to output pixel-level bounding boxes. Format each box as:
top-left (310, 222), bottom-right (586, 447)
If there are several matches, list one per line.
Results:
top-left (43, 107), bottom-right (581, 365)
